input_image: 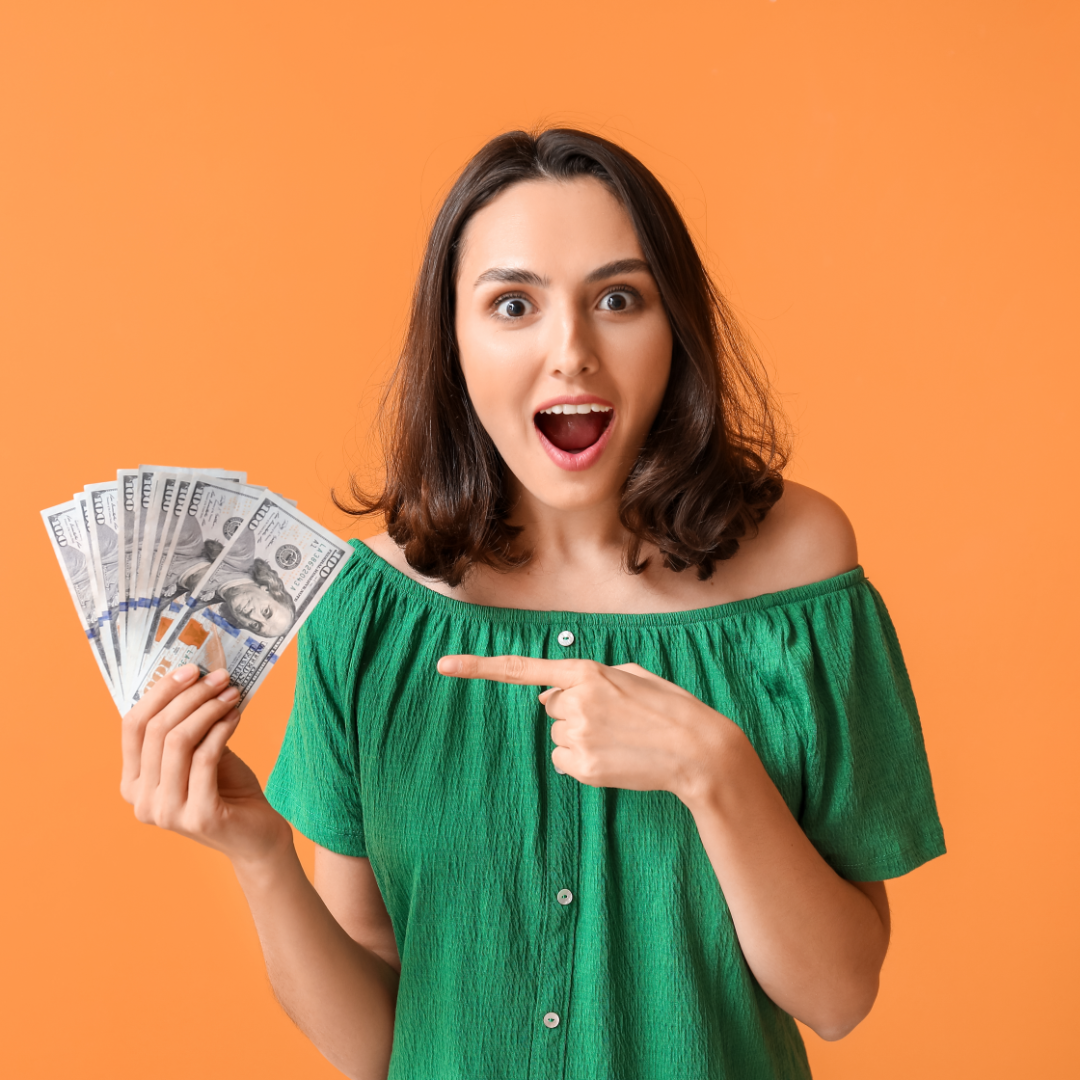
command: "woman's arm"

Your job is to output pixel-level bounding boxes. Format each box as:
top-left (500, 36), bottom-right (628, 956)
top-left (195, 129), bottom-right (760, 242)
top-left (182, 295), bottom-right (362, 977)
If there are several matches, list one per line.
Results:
top-left (676, 726), bottom-right (890, 1040)
top-left (232, 843), bottom-right (399, 1079)
top-left (121, 665), bottom-right (397, 1080)
top-left (674, 483), bottom-right (889, 1039)
top-left (313, 848), bottom-right (402, 976)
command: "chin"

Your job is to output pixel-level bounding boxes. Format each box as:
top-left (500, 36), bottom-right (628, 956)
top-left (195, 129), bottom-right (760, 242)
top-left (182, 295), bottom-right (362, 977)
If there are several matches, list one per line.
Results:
top-left (517, 470), bottom-right (624, 514)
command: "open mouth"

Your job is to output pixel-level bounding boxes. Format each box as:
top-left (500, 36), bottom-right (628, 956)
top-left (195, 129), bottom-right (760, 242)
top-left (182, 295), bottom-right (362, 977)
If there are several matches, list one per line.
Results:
top-left (534, 403), bottom-right (614, 454)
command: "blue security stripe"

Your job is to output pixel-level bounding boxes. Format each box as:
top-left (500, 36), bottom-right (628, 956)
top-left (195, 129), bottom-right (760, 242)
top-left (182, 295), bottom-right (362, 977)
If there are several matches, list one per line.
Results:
top-left (244, 638), bottom-right (265, 652)
top-left (203, 608), bottom-right (241, 638)
top-left (169, 602), bottom-right (182, 613)
top-left (85, 628), bottom-right (96, 639)
top-left (137, 598), bottom-right (150, 608)
top-left (267, 652), bottom-right (277, 664)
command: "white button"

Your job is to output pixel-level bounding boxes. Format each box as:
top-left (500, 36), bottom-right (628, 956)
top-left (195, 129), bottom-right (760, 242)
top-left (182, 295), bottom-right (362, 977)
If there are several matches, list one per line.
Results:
top-left (543, 1011), bottom-right (560, 1028)
top-left (557, 630), bottom-right (574, 647)
top-left (557, 889), bottom-right (573, 905)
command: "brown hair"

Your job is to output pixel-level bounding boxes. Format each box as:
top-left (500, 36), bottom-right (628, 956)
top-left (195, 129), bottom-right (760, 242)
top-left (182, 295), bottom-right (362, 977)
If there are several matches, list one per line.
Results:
top-left (337, 128), bottom-right (788, 586)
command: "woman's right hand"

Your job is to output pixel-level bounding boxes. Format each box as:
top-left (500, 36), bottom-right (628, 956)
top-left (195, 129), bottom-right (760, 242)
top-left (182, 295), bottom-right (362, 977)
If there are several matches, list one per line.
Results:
top-left (120, 664), bottom-right (292, 866)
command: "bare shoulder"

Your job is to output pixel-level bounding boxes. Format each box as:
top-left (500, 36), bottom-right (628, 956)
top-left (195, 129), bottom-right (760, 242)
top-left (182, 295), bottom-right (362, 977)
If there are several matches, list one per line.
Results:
top-left (763, 481), bottom-right (859, 575)
top-left (725, 480), bottom-right (858, 597)
top-left (360, 530), bottom-right (408, 569)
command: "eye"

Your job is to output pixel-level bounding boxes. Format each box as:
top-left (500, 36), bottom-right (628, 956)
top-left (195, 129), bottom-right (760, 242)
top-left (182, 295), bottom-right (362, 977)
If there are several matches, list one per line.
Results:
top-left (599, 288), bottom-right (637, 312)
top-left (493, 293), bottom-right (534, 319)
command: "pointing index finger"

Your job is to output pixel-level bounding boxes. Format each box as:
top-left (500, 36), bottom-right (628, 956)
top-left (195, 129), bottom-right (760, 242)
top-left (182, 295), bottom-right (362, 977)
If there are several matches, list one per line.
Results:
top-left (437, 654), bottom-right (586, 687)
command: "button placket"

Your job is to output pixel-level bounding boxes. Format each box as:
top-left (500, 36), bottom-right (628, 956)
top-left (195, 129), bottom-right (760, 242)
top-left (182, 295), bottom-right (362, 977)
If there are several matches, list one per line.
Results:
top-left (527, 636), bottom-right (582, 1078)
top-left (553, 628), bottom-right (574, 774)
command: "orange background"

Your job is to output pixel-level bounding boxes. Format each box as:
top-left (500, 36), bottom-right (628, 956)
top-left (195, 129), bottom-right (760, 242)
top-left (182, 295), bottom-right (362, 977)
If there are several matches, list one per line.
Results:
top-left (1, 2), bottom-right (1077, 1077)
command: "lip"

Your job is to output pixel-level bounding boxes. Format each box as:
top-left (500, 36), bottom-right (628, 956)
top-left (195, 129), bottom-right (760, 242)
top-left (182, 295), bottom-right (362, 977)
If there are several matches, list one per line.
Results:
top-left (533, 394), bottom-right (617, 472)
top-left (533, 393), bottom-right (615, 413)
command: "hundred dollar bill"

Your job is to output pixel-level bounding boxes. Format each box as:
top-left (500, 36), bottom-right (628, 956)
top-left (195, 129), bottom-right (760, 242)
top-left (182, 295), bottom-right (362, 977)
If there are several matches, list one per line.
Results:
top-left (42, 500), bottom-right (122, 710)
top-left (127, 465), bottom-right (245, 687)
top-left (137, 473), bottom-right (196, 671)
top-left (134, 476), bottom-right (267, 684)
top-left (126, 465), bottom-right (167, 668)
top-left (117, 469), bottom-right (138, 661)
top-left (128, 470), bottom-right (181, 685)
top-left (74, 491), bottom-right (123, 692)
top-left (84, 480), bottom-right (124, 691)
top-left (134, 491), bottom-right (352, 711)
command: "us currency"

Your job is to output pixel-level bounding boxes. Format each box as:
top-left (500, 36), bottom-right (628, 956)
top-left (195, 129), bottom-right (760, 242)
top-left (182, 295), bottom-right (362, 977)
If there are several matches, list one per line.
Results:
top-left (74, 491), bottom-right (124, 692)
top-left (127, 466), bottom-right (192, 662)
top-left (126, 465), bottom-right (165, 665)
top-left (136, 473), bottom-right (196, 672)
top-left (42, 500), bottom-right (122, 709)
top-left (84, 480), bottom-right (124, 691)
top-left (127, 465), bottom-right (245, 688)
top-left (134, 491), bottom-right (353, 711)
top-left (128, 470), bottom-right (182, 685)
top-left (117, 470), bottom-right (138, 661)
top-left (127, 472), bottom-right (196, 695)
top-left (133, 476), bottom-right (267, 685)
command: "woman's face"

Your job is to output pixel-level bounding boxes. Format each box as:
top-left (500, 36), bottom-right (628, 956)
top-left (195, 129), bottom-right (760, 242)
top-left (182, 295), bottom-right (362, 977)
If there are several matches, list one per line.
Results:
top-left (454, 178), bottom-right (673, 515)
top-left (221, 582), bottom-right (293, 637)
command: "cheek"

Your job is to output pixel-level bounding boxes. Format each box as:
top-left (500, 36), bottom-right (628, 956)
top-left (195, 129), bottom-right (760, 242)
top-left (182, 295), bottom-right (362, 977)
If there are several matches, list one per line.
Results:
top-left (619, 321), bottom-right (673, 415)
top-left (458, 337), bottom-right (537, 441)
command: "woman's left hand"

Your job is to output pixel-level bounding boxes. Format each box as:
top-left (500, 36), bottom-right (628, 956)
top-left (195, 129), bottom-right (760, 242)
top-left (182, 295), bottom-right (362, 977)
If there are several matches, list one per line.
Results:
top-left (436, 654), bottom-right (741, 804)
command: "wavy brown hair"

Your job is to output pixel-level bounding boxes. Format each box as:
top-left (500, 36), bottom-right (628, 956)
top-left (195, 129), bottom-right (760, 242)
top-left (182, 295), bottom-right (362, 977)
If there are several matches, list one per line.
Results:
top-left (337, 128), bottom-right (788, 587)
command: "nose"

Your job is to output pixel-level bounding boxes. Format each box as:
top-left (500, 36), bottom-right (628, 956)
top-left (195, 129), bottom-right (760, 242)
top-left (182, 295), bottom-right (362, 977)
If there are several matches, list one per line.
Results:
top-left (547, 300), bottom-right (598, 380)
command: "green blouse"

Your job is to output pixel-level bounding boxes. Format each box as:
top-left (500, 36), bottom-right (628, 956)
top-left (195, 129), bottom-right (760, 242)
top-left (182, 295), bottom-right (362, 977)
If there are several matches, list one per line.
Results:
top-left (265, 540), bottom-right (945, 1080)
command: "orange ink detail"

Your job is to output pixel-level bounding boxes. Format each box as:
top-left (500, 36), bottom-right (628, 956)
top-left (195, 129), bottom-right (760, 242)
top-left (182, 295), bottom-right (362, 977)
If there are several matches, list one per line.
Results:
top-left (179, 620), bottom-right (209, 648)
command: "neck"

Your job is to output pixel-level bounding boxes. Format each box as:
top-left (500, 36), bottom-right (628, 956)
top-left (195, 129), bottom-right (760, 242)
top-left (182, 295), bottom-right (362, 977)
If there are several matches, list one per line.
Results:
top-left (505, 483), bottom-right (630, 579)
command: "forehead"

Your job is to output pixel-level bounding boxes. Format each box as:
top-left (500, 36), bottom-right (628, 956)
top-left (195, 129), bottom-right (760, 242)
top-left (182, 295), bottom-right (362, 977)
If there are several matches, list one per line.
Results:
top-left (457, 178), bottom-right (643, 280)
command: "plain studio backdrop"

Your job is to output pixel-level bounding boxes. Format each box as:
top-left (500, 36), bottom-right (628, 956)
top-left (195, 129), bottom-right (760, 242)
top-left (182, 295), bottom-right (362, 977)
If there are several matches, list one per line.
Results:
top-left (1, 2), bottom-right (1076, 1077)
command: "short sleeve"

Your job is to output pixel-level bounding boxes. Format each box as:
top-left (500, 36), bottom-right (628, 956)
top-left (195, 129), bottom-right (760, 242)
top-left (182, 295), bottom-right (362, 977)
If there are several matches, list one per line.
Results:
top-left (796, 579), bottom-right (946, 880)
top-left (264, 575), bottom-right (367, 857)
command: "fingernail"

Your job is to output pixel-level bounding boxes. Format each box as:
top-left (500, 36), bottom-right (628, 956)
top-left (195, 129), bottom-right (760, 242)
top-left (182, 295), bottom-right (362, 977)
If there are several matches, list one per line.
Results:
top-left (171, 664), bottom-right (198, 683)
top-left (438, 657), bottom-right (461, 675)
top-left (217, 685), bottom-right (240, 703)
top-left (205, 669), bottom-right (229, 688)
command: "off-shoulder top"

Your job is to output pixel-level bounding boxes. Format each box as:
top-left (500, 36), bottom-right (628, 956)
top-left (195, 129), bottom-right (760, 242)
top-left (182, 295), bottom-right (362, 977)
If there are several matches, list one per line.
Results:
top-left (266, 539), bottom-right (945, 1080)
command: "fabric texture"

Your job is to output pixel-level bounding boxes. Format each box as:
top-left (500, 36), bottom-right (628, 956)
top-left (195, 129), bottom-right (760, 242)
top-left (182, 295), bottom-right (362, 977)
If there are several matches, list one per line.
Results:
top-left (265, 540), bottom-right (946, 1080)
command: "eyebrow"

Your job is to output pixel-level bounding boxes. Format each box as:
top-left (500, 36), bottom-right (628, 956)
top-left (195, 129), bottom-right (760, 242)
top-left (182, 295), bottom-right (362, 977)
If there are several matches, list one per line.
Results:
top-left (473, 267), bottom-right (549, 287)
top-left (472, 257), bottom-right (652, 289)
top-left (584, 258), bottom-right (651, 283)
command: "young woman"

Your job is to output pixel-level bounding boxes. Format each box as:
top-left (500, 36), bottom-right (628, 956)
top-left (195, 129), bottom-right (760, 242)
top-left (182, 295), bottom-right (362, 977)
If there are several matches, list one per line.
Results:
top-left (120, 129), bottom-right (945, 1080)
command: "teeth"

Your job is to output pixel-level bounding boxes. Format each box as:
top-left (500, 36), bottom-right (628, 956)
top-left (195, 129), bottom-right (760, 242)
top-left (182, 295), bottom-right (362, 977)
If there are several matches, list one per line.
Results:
top-left (537, 403), bottom-right (613, 415)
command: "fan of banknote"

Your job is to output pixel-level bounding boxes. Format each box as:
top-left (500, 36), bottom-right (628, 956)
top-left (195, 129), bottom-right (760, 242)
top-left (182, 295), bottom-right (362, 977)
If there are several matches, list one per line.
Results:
top-left (42, 466), bottom-right (354, 714)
